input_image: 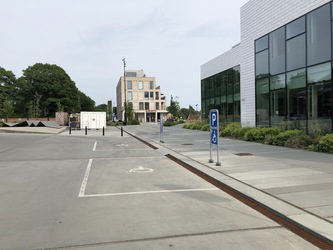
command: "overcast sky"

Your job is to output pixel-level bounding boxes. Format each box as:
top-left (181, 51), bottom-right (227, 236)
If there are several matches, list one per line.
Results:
top-left (1, 0), bottom-right (248, 109)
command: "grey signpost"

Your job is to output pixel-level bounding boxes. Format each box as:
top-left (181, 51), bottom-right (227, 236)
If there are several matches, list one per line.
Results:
top-left (160, 114), bottom-right (164, 143)
top-left (209, 109), bottom-right (221, 166)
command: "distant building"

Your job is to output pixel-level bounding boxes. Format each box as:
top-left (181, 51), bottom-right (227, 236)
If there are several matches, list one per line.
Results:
top-left (116, 70), bottom-right (168, 122)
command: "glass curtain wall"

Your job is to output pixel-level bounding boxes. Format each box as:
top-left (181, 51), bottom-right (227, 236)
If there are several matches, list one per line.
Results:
top-left (201, 66), bottom-right (240, 122)
top-left (255, 2), bottom-right (333, 133)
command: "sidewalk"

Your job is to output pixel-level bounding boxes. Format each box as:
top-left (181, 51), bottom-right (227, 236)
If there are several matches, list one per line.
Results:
top-left (123, 123), bottom-right (333, 246)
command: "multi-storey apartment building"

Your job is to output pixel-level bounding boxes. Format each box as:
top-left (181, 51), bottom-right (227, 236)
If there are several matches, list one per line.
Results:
top-left (201, 0), bottom-right (333, 134)
top-left (116, 70), bottom-right (168, 123)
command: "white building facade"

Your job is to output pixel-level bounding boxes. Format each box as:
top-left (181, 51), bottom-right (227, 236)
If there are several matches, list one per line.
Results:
top-left (201, 0), bottom-right (333, 134)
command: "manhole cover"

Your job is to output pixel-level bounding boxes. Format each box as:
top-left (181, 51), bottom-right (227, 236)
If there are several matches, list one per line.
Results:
top-left (235, 153), bottom-right (253, 156)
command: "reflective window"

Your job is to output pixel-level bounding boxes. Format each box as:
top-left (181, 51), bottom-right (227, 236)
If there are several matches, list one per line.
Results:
top-left (270, 27), bottom-right (286, 75)
top-left (286, 17), bottom-right (305, 39)
top-left (307, 62), bottom-right (332, 134)
top-left (138, 81), bottom-right (143, 89)
top-left (307, 4), bottom-right (331, 66)
top-left (256, 78), bottom-right (269, 127)
top-left (144, 91), bottom-right (149, 100)
top-left (127, 80), bottom-right (132, 90)
top-left (270, 74), bottom-right (286, 90)
top-left (150, 81), bottom-right (154, 90)
top-left (139, 102), bottom-right (144, 110)
top-left (255, 50), bottom-right (269, 78)
top-left (255, 35), bottom-right (268, 53)
top-left (127, 91), bottom-right (132, 101)
top-left (270, 74), bottom-right (286, 127)
top-left (144, 102), bottom-right (149, 110)
top-left (287, 69), bottom-right (306, 130)
top-left (150, 92), bottom-right (154, 100)
top-left (287, 34), bottom-right (306, 71)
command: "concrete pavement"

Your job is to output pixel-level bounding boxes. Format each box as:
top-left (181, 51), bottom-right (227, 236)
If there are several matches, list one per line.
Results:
top-left (123, 123), bottom-right (333, 247)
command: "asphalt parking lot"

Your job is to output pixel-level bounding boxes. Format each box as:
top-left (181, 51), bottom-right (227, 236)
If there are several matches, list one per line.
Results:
top-left (0, 127), bottom-right (318, 249)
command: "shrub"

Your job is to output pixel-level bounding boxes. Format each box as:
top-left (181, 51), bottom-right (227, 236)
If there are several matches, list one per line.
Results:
top-left (220, 123), bottom-right (242, 137)
top-left (201, 124), bottom-right (210, 131)
top-left (128, 119), bottom-right (140, 125)
top-left (309, 133), bottom-right (333, 153)
top-left (220, 123), bottom-right (252, 140)
top-left (163, 120), bottom-right (174, 126)
top-left (284, 134), bottom-right (313, 149)
top-left (244, 127), bottom-right (281, 143)
top-left (271, 129), bottom-right (306, 146)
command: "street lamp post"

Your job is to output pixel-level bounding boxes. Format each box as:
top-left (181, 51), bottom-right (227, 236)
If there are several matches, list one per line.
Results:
top-left (122, 58), bottom-right (127, 125)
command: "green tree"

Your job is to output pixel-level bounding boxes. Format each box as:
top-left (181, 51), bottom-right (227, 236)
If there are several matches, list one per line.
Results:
top-left (19, 63), bottom-right (81, 116)
top-left (0, 100), bottom-right (14, 121)
top-left (167, 95), bottom-right (180, 119)
top-left (95, 104), bottom-right (107, 111)
top-left (0, 67), bottom-right (17, 117)
top-left (126, 101), bottom-right (134, 122)
top-left (79, 91), bottom-right (95, 111)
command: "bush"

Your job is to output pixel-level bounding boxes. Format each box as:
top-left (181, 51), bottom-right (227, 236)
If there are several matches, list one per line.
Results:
top-left (220, 123), bottom-right (242, 137)
top-left (309, 133), bottom-right (333, 153)
top-left (271, 129), bottom-right (306, 146)
top-left (244, 127), bottom-right (281, 143)
top-left (220, 123), bottom-right (252, 140)
top-left (163, 120), bottom-right (174, 126)
top-left (128, 119), bottom-right (140, 125)
top-left (201, 124), bottom-right (210, 131)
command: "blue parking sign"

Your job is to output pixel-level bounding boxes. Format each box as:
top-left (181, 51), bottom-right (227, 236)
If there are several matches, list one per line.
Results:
top-left (211, 128), bottom-right (218, 145)
top-left (210, 110), bottom-right (218, 128)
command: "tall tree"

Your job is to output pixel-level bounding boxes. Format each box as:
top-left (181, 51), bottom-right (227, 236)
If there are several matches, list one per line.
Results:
top-left (19, 63), bottom-right (81, 116)
top-left (0, 67), bottom-right (17, 106)
top-left (167, 95), bottom-right (180, 119)
top-left (79, 91), bottom-right (95, 111)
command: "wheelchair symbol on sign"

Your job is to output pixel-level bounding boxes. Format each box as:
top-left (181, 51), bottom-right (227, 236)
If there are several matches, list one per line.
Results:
top-left (211, 129), bottom-right (218, 145)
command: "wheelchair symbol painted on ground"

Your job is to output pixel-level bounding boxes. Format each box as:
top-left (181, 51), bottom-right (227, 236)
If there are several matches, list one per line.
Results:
top-left (128, 166), bottom-right (154, 173)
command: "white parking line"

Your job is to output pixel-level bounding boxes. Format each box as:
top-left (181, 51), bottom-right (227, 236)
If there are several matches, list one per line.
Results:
top-left (92, 141), bottom-right (97, 151)
top-left (80, 188), bottom-right (219, 198)
top-left (78, 159), bottom-right (93, 197)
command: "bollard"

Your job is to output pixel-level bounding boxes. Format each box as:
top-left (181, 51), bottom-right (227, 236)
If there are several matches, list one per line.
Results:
top-left (69, 126), bottom-right (71, 135)
top-left (103, 126), bottom-right (105, 136)
top-left (85, 126), bottom-right (87, 135)
top-left (121, 127), bottom-right (123, 136)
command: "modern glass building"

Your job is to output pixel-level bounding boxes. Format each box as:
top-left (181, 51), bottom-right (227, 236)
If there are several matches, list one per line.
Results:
top-left (201, 0), bottom-right (333, 134)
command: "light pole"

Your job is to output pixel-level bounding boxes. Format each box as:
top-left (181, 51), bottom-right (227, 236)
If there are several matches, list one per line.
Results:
top-left (122, 58), bottom-right (127, 125)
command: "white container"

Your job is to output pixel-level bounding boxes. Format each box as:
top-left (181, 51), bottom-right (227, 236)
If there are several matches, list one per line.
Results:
top-left (80, 112), bottom-right (106, 129)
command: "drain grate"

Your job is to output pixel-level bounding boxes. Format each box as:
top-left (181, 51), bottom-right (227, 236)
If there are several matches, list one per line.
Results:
top-left (235, 153), bottom-right (253, 156)
top-left (182, 143), bottom-right (194, 145)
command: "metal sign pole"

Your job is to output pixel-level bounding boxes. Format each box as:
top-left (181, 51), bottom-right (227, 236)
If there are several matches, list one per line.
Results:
top-left (209, 114), bottom-right (213, 163)
top-left (160, 114), bottom-right (164, 143)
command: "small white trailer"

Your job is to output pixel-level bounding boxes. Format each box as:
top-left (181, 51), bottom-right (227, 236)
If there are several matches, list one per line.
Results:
top-left (80, 112), bottom-right (106, 129)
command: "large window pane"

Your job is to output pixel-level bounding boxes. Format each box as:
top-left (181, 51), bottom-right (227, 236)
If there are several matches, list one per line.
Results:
top-left (256, 78), bottom-right (269, 127)
top-left (270, 74), bottom-right (286, 90)
top-left (255, 50), bottom-right (269, 78)
top-left (270, 27), bottom-right (286, 75)
top-left (286, 16), bottom-right (305, 39)
top-left (270, 74), bottom-right (286, 127)
top-left (307, 4), bottom-right (331, 66)
top-left (307, 62), bottom-right (332, 134)
top-left (287, 34), bottom-right (306, 71)
top-left (255, 35), bottom-right (268, 53)
top-left (287, 69), bottom-right (306, 130)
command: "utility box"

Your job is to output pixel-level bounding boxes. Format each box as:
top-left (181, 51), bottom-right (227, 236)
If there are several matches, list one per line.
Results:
top-left (80, 112), bottom-right (106, 129)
